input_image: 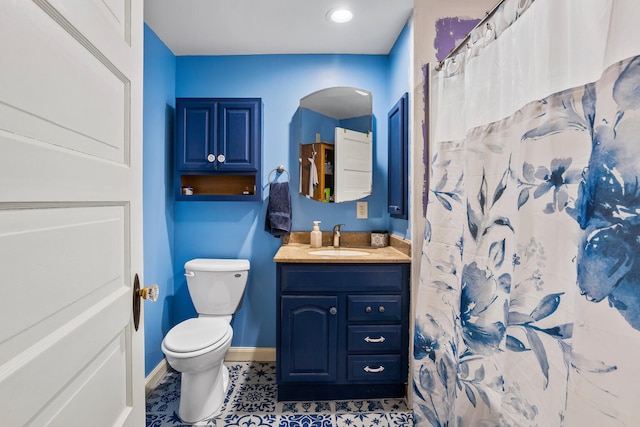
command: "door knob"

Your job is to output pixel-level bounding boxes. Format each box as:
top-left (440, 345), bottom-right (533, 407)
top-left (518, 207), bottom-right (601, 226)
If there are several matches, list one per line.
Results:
top-left (133, 274), bottom-right (159, 331)
top-left (140, 284), bottom-right (159, 302)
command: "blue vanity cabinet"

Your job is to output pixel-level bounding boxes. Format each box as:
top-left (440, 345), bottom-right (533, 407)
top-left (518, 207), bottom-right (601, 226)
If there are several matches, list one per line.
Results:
top-left (276, 262), bottom-right (410, 401)
top-left (175, 98), bottom-right (262, 201)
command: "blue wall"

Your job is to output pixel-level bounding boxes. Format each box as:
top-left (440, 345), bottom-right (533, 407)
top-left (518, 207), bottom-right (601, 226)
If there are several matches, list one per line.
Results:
top-left (300, 109), bottom-right (372, 144)
top-left (173, 54), bottom-right (392, 348)
top-left (142, 21), bottom-right (411, 373)
top-left (300, 108), bottom-right (339, 144)
top-left (143, 25), bottom-right (176, 376)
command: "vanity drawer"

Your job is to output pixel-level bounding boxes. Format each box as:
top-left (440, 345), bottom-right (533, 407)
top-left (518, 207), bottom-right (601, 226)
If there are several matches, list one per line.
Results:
top-left (279, 264), bottom-right (404, 293)
top-left (347, 355), bottom-right (402, 382)
top-left (347, 295), bottom-right (402, 322)
top-left (348, 325), bottom-right (402, 352)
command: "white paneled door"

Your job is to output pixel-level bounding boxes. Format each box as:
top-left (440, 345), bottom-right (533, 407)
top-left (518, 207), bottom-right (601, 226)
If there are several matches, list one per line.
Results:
top-left (0, 1), bottom-right (144, 426)
top-left (334, 127), bottom-right (372, 203)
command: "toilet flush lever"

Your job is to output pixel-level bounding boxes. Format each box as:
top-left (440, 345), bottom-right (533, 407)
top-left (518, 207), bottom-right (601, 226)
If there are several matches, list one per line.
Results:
top-left (133, 274), bottom-right (159, 332)
top-left (184, 271), bottom-right (195, 277)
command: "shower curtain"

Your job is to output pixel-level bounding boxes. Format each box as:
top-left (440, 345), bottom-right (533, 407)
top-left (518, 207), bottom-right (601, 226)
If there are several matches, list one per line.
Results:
top-left (414, 0), bottom-right (640, 426)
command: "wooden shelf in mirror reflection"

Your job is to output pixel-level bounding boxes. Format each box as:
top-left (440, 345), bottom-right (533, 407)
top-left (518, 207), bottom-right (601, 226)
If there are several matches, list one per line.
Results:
top-left (300, 142), bottom-right (334, 202)
top-left (178, 174), bottom-right (257, 200)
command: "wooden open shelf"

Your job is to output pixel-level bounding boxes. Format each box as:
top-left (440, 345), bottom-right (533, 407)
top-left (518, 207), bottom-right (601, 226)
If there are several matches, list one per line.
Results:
top-left (178, 174), bottom-right (257, 200)
top-left (300, 142), bottom-right (334, 202)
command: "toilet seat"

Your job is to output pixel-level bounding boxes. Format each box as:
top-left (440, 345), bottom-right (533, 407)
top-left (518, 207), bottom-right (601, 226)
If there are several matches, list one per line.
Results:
top-left (163, 318), bottom-right (232, 353)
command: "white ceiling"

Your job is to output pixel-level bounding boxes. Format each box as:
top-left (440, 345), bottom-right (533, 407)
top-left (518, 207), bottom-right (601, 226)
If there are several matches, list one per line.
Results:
top-left (144, 0), bottom-right (414, 56)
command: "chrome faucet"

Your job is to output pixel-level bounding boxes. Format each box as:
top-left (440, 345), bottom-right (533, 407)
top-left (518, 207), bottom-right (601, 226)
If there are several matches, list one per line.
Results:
top-left (333, 224), bottom-right (345, 248)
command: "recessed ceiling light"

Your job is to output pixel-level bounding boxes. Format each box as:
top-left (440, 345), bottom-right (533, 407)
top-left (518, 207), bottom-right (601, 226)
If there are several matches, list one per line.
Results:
top-left (327, 8), bottom-right (353, 24)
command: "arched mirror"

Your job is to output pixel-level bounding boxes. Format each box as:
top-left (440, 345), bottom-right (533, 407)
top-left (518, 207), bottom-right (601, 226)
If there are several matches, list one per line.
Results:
top-left (298, 87), bottom-right (372, 203)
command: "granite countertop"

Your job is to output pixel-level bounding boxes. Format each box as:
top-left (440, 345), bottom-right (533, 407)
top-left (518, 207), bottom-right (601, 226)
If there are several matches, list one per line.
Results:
top-left (273, 231), bottom-right (411, 264)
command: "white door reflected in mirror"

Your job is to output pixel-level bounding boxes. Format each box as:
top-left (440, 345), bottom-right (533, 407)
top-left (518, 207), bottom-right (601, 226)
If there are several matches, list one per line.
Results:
top-left (334, 127), bottom-right (372, 203)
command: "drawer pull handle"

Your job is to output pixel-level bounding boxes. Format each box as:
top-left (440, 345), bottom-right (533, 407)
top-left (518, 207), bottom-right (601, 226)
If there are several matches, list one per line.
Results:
top-left (364, 336), bottom-right (386, 343)
top-left (329, 307), bottom-right (337, 315)
top-left (364, 365), bottom-right (385, 373)
top-left (378, 306), bottom-right (385, 313)
top-left (365, 306), bottom-right (372, 313)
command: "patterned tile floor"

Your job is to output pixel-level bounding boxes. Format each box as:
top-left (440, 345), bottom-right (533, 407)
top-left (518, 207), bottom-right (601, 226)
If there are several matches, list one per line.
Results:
top-left (146, 362), bottom-right (414, 427)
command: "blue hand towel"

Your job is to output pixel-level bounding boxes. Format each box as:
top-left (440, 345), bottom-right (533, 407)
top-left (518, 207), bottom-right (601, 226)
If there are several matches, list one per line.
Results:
top-left (265, 182), bottom-right (292, 237)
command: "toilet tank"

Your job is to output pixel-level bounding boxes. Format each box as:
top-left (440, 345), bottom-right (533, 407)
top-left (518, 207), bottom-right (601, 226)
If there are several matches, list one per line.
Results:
top-left (184, 258), bottom-right (250, 315)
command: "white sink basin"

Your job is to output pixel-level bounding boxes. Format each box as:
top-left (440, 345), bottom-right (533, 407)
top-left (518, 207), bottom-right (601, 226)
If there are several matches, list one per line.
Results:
top-left (308, 249), bottom-right (370, 257)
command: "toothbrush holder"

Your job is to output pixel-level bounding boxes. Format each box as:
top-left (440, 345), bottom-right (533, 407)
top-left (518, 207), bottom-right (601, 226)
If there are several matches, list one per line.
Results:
top-left (371, 230), bottom-right (389, 248)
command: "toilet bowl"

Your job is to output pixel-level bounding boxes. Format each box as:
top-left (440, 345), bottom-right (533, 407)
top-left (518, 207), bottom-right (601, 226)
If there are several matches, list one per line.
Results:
top-left (161, 317), bottom-right (233, 422)
top-left (161, 258), bottom-right (250, 423)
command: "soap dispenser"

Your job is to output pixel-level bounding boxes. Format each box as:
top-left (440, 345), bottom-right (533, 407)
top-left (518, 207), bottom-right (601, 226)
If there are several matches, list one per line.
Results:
top-left (310, 221), bottom-right (322, 248)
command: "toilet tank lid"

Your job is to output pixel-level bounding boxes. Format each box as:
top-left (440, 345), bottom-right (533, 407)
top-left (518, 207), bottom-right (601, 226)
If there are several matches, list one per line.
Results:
top-left (185, 258), bottom-right (250, 272)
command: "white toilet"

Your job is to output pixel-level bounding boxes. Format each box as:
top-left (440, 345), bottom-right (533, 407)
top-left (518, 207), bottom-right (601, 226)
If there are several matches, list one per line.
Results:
top-left (161, 258), bottom-right (250, 423)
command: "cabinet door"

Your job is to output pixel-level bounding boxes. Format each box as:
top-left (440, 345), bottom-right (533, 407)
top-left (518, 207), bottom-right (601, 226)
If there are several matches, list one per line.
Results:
top-left (176, 100), bottom-right (216, 171)
top-left (388, 93), bottom-right (408, 218)
top-left (281, 295), bottom-right (338, 382)
top-left (217, 100), bottom-right (260, 171)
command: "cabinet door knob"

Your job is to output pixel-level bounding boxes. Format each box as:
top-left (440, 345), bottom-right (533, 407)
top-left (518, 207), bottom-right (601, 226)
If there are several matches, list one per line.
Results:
top-left (217, 154), bottom-right (226, 163)
top-left (207, 154), bottom-right (215, 163)
top-left (364, 336), bottom-right (386, 343)
top-left (378, 306), bottom-right (385, 313)
top-left (329, 307), bottom-right (337, 315)
top-left (365, 306), bottom-right (372, 313)
top-left (364, 365), bottom-right (385, 373)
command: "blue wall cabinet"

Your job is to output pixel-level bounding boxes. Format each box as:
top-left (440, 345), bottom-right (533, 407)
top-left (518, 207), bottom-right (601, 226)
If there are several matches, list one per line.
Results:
top-left (276, 263), bottom-right (410, 401)
top-left (175, 98), bottom-right (262, 200)
top-left (387, 93), bottom-right (408, 218)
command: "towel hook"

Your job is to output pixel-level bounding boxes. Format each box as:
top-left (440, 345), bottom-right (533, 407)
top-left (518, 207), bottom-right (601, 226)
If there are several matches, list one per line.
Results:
top-left (268, 165), bottom-right (290, 183)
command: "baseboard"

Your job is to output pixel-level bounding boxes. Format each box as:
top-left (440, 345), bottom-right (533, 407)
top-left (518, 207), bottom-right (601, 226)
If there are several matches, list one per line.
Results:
top-left (145, 359), bottom-right (169, 397)
top-left (225, 347), bottom-right (276, 362)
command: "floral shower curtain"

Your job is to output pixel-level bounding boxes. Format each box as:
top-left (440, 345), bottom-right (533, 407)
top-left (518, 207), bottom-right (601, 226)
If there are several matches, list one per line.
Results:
top-left (414, 0), bottom-right (640, 426)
